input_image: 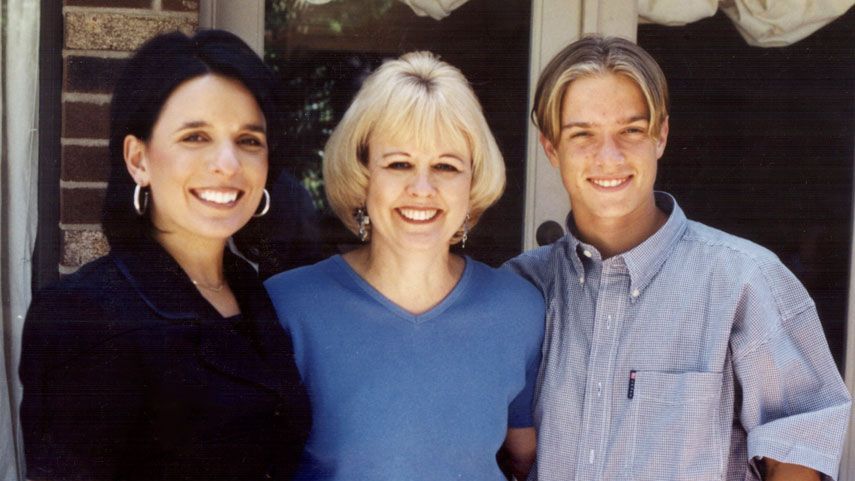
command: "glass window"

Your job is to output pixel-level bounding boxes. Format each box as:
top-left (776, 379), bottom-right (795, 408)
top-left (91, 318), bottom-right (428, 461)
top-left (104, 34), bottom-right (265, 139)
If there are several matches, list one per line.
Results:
top-left (264, 0), bottom-right (532, 264)
top-left (639, 10), bottom-right (855, 370)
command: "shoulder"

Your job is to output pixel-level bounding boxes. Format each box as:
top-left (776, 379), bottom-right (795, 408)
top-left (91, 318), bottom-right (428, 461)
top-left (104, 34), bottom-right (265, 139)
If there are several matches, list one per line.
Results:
top-left (264, 256), bottom-right (339, 296)
top-left (22, 254), bottom-right (144, 369)
top-left (27, 254), bottom-right (129, 320)
top-left (678, 220), bottom-right (812, 317)
top-left (466, 259), bottom-right (546, 322)
top-left (502, 240), bottom-right (568, 294)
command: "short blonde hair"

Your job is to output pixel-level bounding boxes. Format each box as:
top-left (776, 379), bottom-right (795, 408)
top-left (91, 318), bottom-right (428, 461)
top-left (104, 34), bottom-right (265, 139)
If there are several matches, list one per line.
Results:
top-left (323, 51), bottom-right (506, 241)
top-left (533, 35), bottom-right (669, 145)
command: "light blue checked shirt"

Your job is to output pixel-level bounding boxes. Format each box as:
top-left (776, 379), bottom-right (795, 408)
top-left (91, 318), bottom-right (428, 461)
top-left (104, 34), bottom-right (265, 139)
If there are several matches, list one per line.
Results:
top-left (506, 192), bottom-right (851, 481)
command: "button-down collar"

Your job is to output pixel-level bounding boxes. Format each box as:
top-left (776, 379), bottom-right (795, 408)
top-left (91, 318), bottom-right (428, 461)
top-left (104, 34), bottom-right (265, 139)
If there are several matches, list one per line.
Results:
top-left (563, 192), bottom-right (687, 300)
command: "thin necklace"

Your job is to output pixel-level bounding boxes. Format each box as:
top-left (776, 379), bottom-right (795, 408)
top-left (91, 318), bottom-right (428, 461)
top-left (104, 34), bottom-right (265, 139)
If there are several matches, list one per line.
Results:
top-left (191, 279), bottom-right (225, 292)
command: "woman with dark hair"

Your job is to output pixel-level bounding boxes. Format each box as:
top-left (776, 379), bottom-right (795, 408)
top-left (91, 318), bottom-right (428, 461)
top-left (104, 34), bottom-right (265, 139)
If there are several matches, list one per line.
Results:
top-left (19, 30), bottom-right (310, 480)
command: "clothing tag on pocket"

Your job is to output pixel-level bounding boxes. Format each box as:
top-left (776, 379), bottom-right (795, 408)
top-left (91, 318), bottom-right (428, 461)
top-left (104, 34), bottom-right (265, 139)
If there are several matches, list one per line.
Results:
top-left (628, 370), bottom-right (636, 399)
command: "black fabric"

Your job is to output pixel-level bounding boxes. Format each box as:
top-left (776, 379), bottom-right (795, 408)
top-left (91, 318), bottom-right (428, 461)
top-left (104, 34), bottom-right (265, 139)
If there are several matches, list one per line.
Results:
top-left (19, 236), bottom-right (310, 480)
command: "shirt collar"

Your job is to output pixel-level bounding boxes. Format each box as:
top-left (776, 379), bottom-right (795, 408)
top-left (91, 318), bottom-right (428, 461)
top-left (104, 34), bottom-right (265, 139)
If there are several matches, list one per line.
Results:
top-left (564, 192), bottom-right (688, 300)
top-left (109, 235), bottom-right (259, 320)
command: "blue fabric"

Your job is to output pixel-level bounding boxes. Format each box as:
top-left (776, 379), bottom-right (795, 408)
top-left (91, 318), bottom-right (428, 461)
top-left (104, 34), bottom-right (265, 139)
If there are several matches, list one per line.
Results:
top-left (265, 255), bottom-right (544, 481)
top-left (505, 192), bottom-right (851, 481)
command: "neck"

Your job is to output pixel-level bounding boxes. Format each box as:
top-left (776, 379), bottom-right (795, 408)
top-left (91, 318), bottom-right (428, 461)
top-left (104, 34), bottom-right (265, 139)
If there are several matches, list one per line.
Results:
top-left (573, 195), bottom-right (667, 259)
top-left (344, 241), bottom-right (464, 315)
top-left (154, 231), bottom-right (227, 288)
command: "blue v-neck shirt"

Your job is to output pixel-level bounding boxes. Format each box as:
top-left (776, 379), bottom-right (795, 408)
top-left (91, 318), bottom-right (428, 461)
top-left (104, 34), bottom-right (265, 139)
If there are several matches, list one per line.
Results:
top-left (265, 255), bottom-right (544, 481)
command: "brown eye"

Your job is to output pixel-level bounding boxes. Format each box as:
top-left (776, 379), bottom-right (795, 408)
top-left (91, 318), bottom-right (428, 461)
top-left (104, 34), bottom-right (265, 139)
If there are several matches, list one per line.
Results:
top-left (433, 163), bottom-right (460, 173)
top-left (182, 133), bottom-right (207, 143)
top-left (387, 161), bottom-right (412, 170)
top-left (239, 136), bottom-right (266, 148)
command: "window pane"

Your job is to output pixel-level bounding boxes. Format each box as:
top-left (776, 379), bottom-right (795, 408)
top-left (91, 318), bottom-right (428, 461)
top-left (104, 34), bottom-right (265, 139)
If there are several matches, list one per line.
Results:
top-left (264, 0), bottom-right (532, 264)
top-left (639, 10), bottom-right (855, 370)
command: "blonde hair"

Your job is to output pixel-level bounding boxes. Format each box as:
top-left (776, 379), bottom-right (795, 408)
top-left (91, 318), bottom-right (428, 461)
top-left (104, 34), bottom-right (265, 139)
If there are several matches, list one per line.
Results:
top-left (533, 35), bottom-right (669, 145)
top-left (323, 51), bottom-right (506, 242)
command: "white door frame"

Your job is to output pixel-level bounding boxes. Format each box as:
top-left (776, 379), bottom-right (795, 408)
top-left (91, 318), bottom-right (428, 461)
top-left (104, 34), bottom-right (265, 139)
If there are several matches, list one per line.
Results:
top-left (523, 0), bottom-right (637, 250)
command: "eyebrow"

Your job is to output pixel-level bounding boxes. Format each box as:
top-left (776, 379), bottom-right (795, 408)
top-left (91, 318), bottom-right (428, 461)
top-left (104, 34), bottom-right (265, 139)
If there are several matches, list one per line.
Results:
top-left (382, 151), bottom-right (466, 162)
top-left (382, 151), bottom-right (411, 158)
top-left (174, 121), bottom-right (267, 134)
top-left (561, 115), bottom-right (649, 130)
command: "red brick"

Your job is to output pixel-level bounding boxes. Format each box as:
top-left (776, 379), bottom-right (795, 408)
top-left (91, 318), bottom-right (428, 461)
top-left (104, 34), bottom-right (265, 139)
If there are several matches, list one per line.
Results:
top-left (162, 0), bottom-right (198, 12)
top-left (64, 0), bottom-right (151, 7)
top-left (64, 56), bottom-right (126, 94)
top-left (63, 101), bottom-right (110, 139)
top-left (62, 145), bottom-right (111, 182)
top-left (61, 187), bottom-right (106, 224)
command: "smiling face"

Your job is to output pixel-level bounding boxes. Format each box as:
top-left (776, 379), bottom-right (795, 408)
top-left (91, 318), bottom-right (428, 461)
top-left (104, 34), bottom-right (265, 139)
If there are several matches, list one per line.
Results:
top-left (125, 74), bottom-right (268, 244)
top-left (364, 130), bottom-right (473, 254)
top-left (541, 72), bottom-right (668, 229)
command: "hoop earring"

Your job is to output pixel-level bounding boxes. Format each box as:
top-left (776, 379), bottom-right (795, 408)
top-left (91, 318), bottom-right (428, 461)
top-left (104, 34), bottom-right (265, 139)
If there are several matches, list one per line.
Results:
top-left (253, 189), bottom-right (271, 218)
top-left (461, 212), bottom-right (471, 249)
top-left (133, 184), bottom-right (149, 216)
top-left (356, 207), bottom-right (370, 242)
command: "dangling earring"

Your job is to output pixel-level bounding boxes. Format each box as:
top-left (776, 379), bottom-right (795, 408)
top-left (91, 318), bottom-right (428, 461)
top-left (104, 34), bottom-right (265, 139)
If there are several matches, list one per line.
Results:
top-left (253, 189), bottom-right (271, 218)
top-left (133, 183), bottom-right (149, 216)
top-left (356, 207), bottom-right (370, 242)
top-left (461, 212), bottom-right (471, 249)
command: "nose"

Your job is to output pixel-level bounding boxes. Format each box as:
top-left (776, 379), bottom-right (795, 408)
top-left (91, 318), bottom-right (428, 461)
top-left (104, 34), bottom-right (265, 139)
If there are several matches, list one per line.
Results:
top-left (406, 167), bottom-right (436, 197)
top-left (211, 142), bottom-right (240, 176)
top-left (596, 135), bottom-right (625, 165)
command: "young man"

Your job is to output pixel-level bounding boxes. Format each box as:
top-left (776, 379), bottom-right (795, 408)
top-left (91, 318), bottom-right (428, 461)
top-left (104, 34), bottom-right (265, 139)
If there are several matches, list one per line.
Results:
top-left (507, 36), bottom-right (851, 481)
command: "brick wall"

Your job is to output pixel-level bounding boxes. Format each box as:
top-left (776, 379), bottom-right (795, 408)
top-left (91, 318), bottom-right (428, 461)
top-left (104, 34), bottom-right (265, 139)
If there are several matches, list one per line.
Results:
top-left (59, 0), bottom-right (199, 273)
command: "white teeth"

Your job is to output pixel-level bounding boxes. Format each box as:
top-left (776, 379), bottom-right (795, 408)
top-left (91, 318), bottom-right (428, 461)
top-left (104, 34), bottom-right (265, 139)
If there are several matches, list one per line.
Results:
top-left (399, 208), bottom-right (438, 221)
top-left (591, 178), bottom-right (627, 188)
top-left (197, 190), bottom-right (238, 204)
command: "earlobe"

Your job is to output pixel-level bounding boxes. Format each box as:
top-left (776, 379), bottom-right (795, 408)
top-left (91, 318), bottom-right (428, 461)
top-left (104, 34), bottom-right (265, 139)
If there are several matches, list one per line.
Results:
top-left (539, 133), bottom-right (560, 168)
top-left (124, 135), bottom-right (149, 185)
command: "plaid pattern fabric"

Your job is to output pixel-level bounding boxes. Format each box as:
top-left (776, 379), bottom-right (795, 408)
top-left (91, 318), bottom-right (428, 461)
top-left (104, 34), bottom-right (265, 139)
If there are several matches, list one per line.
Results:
top-left (506, 192), bottom-right (851, 481)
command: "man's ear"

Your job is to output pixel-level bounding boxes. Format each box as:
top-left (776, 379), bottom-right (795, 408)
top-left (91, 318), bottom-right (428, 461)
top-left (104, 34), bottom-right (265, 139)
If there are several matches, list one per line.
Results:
top-left (124, 135), bottom-right (149, 186)
top-left (539, 133), bottom-right (560, 169)
top-left (655, 116), bottom-right (669, 159)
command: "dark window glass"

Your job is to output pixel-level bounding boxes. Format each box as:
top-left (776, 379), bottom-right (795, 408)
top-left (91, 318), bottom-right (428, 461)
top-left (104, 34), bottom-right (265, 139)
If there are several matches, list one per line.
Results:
top-left (264, 0), bottom-right (532, 264)
top-left (639, 9), bottom-right (855, 370)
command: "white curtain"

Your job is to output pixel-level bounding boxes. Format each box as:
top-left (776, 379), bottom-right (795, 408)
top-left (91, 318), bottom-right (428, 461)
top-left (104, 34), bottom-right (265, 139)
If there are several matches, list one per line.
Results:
top-left (396, 0), bottom-right (853, 46)
top-left (638, 0), bottom-right (854, 46)
top-left (1, 0), bottom-right (40, 480)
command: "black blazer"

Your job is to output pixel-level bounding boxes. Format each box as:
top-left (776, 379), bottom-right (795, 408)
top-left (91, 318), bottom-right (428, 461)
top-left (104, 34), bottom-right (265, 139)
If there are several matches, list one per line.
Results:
top-left (19, 237), bottom-right (310, 481)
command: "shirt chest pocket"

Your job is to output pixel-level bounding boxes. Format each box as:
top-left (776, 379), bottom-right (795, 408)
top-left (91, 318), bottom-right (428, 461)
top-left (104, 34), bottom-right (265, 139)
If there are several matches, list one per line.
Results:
top-left (626, 370), bottom-right (724, 481)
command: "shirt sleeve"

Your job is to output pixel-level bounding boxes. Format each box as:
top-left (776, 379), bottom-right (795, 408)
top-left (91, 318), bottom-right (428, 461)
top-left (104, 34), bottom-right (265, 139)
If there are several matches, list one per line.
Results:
top-left (19, 287), bottom-right (145, 481)
top-left (730, 260), bottom-right (851, 481)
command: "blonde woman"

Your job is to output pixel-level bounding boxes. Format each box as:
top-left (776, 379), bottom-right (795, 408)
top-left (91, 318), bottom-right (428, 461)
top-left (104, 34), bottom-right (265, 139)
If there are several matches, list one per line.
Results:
top-left (265, 52), bottom-right (544, 480)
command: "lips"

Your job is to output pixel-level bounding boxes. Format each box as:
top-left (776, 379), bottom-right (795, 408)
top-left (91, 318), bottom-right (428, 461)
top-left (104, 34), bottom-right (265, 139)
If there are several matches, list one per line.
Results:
top-left (191, 188), bottom-right (243, 206)
top-left (589, 176), bottom-right (631, 189)
top-left (397, 207), bottom-right (440, 223)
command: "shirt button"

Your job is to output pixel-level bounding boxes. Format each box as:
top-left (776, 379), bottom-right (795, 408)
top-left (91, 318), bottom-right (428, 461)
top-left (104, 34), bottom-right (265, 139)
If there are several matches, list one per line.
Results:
top-left (597, 382), bottom-right (602, 397)
top-left (583, 249), bottom-right (592, 258)
top-left (579, 276), bottom-right (585, 284)
top-left (631, 289), bottom-right (640, 298)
